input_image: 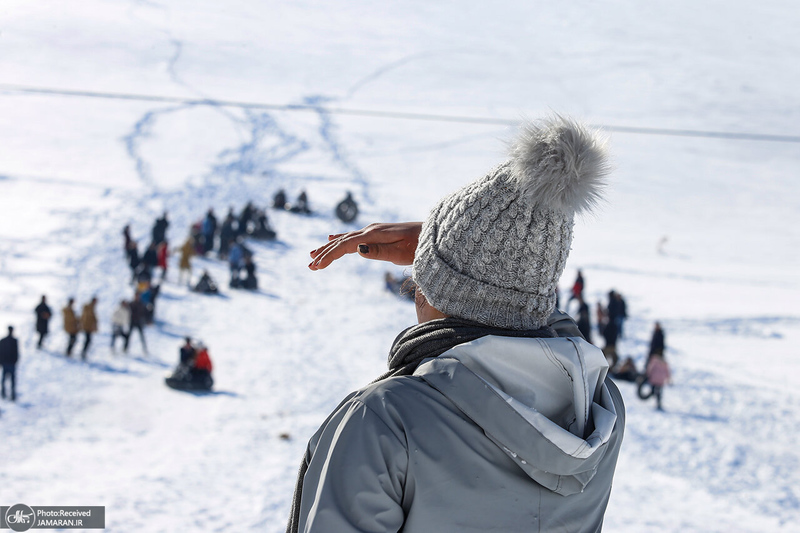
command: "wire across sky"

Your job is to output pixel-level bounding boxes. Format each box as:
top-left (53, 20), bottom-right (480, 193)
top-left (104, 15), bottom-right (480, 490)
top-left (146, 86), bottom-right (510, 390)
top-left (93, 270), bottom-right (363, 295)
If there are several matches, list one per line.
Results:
top-left (2, 83), bottom-right (799, 144)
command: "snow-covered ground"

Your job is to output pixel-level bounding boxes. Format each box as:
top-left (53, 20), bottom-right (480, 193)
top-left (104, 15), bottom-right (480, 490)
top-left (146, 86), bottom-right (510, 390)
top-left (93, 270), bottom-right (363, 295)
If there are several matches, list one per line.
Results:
top-left (1, 1), bottom-right (799, 531)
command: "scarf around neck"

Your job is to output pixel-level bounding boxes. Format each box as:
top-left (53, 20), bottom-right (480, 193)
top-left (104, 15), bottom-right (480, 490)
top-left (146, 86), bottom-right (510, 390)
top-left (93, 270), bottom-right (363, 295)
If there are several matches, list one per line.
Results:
top-left (377, 316), bottom-right (556, 381)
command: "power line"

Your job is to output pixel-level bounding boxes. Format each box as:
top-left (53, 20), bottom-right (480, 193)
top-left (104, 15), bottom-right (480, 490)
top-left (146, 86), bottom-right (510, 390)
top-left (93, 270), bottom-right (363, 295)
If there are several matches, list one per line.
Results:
top-left (3, 83), bottom-right (800, 144)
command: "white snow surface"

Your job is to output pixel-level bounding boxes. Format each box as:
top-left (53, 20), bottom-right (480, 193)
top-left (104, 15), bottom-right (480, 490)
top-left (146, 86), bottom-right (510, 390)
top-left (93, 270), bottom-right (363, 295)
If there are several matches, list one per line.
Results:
top-left (1, 1), bottom-right (799, 531)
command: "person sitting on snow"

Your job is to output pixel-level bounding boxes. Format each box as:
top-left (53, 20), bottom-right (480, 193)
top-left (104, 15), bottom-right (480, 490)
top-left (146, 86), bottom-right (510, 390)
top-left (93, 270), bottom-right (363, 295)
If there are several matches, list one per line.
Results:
top-left (250, 209), bottom-right (276, 240)
top-left (242, 256), bottom-right (258, 290)
top-left (193, 270), bottom-right (219, 294)
top-left (273, 189), bottom-right (288, 210)
top-left (179, 337), bottom-right (196, 367)
top-left (610, 356), bottom-right (639, 382)
top-left (289, 190), bottom-right (311, 214)
top-left (192, 342), bottom-right (213, 377)
top-left (167, 338), bottom-right (212, 390)
top-left (335, 191), bottom-right (359, 223)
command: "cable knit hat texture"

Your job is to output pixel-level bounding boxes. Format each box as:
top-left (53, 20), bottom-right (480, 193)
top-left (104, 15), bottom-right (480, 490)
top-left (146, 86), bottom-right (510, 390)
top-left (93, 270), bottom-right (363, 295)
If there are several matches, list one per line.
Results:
top-left (412, 115), bottom-right (609, 330)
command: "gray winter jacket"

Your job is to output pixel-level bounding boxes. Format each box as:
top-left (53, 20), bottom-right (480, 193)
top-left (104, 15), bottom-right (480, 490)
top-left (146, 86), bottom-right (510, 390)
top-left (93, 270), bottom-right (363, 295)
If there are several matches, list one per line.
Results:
top-left (298, 335), bottom-right (625, 532)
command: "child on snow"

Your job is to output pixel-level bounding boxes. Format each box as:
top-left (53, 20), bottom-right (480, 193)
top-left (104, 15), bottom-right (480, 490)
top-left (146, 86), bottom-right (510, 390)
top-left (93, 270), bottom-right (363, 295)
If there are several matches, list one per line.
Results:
top-left (645, 354), bottom-right (671, 410)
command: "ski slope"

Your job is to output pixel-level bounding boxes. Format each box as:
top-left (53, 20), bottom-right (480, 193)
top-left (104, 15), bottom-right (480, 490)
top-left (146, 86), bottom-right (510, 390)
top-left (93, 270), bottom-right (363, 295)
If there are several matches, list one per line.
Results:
top-left (1, 1), bottom-right (799, 531)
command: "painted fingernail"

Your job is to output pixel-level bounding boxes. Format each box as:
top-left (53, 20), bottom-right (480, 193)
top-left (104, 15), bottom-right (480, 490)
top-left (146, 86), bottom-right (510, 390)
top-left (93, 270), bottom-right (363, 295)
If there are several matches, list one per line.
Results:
top-left (358, 244), bottom-right (369, 254)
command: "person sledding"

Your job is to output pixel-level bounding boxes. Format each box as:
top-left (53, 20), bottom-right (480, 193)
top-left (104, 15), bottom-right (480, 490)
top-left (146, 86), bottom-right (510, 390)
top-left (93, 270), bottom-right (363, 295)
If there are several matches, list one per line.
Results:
top-left (193, 270), bottom-right (219, 294)
top-left (610, 356), bottom-right (640, 382)
top-left (248, 209), bottom-right (276, 240)
top-left (166, 338), bottom-right (214, 391)
top-left (242, 256), bottom-right (258, 290)
top-left (289, 190), bottom-right (311, 214)
top-left (334, 191), bottom-right (359, 223)
top-left (193, 343), bottom-right (213, 382)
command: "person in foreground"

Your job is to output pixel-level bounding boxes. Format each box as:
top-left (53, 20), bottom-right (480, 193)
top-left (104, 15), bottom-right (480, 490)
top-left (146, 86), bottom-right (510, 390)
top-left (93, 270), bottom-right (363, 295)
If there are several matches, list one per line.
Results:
top-left (288, 116), bottom-right (626, 533)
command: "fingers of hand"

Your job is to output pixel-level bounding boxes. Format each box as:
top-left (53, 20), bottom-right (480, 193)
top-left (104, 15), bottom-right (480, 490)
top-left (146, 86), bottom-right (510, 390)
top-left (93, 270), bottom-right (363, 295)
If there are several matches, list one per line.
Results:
top-left (309, 232), bottom-right (364, 269)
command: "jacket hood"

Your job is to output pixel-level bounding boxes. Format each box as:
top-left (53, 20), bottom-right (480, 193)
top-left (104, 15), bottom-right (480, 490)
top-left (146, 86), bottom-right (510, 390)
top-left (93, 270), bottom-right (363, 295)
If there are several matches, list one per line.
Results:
top-left (414, 335), bottom-right (618, 496)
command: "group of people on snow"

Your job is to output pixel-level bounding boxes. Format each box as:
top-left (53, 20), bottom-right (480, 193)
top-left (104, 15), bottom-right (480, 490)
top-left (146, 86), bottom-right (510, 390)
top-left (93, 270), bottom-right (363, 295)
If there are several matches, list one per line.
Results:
top-left (175, 202), bottom-right (271, 292)
top-left (6, 189), bottom-right (360, 401)
top-left (2, 294), bottom-right (99, 402)
top-left (562, 269), bottom-right (672, 410)
top-left (35, 295), bottom-right (100, 360)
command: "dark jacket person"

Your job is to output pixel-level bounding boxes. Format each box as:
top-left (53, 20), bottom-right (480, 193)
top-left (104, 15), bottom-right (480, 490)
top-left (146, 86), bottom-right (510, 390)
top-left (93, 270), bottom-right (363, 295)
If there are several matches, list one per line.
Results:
top-left (1, 326), bottom-right (20, 401)
top-left (35, 295), bottom-right (52, 348)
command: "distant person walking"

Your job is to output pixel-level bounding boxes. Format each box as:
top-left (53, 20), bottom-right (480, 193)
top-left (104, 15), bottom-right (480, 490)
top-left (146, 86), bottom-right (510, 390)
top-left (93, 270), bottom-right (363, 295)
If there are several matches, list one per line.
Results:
top-left (127, 240), bottom-right (140, 282)
top-left (0, 326), bottom-right (19, 401)
top-left (608, 290), bottom-right (627, 339)
top-left (152, 212), bottom-right (169, 246)
top-left (62, 298), bottom-right (80, 357)
top-left (80, 297), bottom-right (98, 360)
top-left (202, 208), bottom-right (218, 254)
top-left (576, 296), bottom-right (593, 344)
top-left (124, 293), bottom-right (148, 354)
top-left (156, 242), bottom-right (169, 281)
top-left (34, 295), bottom-right (52, 349)
top-left (602, 314), bottom-right (619, 369)
top-left (178, 236), bottom-right (195, 286)
top-left (595, 301), bottom-right (608, 336)
top-left (644, 354), bottom-right (671, 411)
top-left (238, 202), bottom-right (255, 235)
top-left (142, 242), bottom-right (158, 274)
top-left (648, 322), bottom-right (665, 364)
top-left (111, 300), bottom-right (131, 352)
top-left (568, 269), bottom-right (584, 306)
top-left (218, 210), bottom-right (237, 259)
top-left (122, 224), bottom-right (133, 255)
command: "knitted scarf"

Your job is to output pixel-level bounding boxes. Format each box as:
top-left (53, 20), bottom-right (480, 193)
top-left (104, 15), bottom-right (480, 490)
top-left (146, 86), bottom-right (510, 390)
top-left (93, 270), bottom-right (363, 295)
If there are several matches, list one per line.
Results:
top-left (286, 317), bottom-right (556, 532)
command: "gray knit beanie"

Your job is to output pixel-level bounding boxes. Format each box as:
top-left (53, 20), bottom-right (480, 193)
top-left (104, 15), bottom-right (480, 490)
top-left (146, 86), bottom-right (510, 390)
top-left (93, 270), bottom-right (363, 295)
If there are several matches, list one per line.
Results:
top-left (412, 115), bottom-right (609, 330)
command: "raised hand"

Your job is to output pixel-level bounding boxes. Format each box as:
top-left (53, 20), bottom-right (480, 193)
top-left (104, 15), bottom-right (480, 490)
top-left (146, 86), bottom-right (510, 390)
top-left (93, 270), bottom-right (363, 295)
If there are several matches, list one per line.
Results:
top-left (309, 222), bottom-right (422, 270)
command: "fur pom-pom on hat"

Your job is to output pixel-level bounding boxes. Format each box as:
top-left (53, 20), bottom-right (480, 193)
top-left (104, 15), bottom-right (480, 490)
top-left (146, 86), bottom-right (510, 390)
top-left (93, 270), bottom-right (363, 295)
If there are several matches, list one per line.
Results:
top-left (412, 115), bottom-right (610, 330)
top-left (509, 115), bottom-right (609, 215)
